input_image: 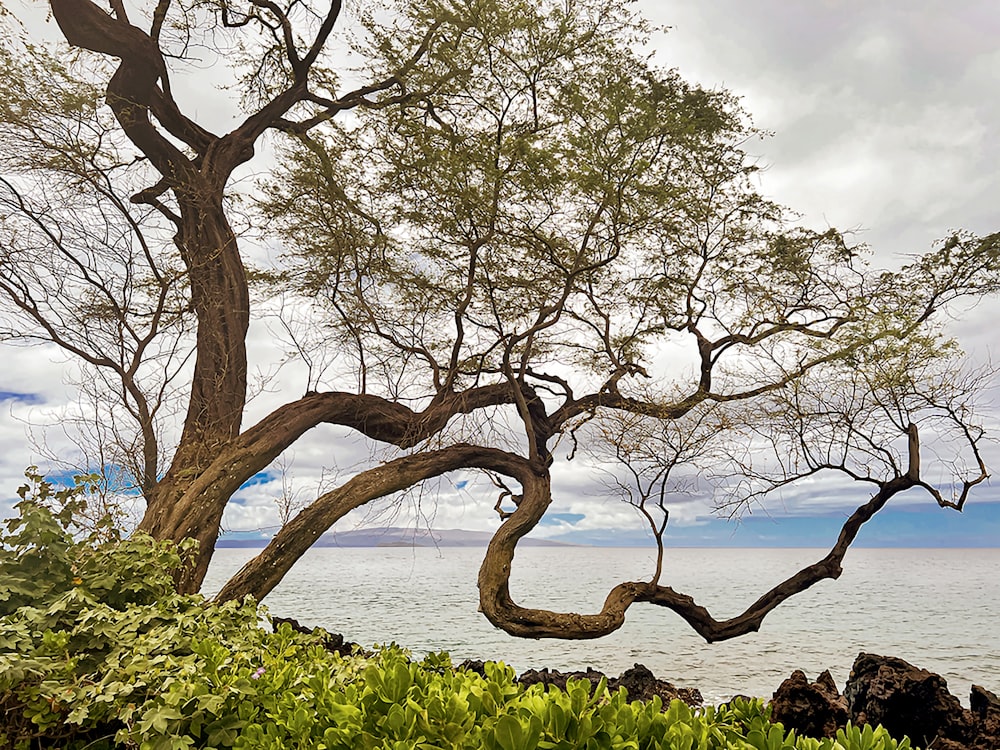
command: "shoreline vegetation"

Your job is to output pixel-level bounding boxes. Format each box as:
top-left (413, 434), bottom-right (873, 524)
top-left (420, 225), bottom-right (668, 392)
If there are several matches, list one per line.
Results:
top-left (3, 493), bottom-right (996, 749)
top-left (278, 616), bottom-right (1000, 750)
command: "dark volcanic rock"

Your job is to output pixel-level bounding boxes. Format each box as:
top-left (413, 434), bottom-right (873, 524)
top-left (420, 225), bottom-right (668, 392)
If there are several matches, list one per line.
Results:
top-left (616, 663), bottom-right (703, 706)
top-left (457, 659), bottom-right (488, 677)
top-left (518, 666), bottom-right (611, 693)
top-left (518, 663), bottom-right (702, 706)
top-left (771, 669), bottom-right (849, 739)
top-left (271, 616), bottom-right (360, 657)
top-left (844, 653), bottom-right (973, 748)
top-left (969, 685), bottom-right (1000, 749)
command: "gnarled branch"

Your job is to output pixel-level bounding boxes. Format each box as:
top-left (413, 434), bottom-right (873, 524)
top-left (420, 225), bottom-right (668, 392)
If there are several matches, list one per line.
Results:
top-left (477, 427), bottom-right (926, 642)
top-left (215, 443), bottom-right (534, 603)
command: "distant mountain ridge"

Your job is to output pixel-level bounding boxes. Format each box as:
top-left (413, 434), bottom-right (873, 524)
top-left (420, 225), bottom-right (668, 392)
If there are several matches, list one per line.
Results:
top-left (218, 526), bottom-right (576, 548)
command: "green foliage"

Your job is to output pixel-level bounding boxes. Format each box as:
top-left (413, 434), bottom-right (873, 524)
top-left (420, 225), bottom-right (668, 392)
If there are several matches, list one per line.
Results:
top-left (0, 478), bottom-right (916, 749)
top-left (266, 0), bottom-right (770, 383)
top-left (0, 472), bottom-right (283, 748)
top-left (254, 0), bottom-right (994, 521)
top-left (1, 469), bottom-right (186, 617)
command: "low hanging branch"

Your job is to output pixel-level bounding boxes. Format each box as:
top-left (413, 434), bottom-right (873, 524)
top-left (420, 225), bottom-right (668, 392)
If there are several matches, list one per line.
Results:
top-left (215, 444), bottom-right (534, 603)
top-left (476, 424), bottom-right (970, 643)
top-left (156, 384), bottom-right (521, 592)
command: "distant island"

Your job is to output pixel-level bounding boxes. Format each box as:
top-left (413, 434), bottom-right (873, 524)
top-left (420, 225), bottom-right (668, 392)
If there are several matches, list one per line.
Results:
top-left (217, 527), bottom-right (578, 548)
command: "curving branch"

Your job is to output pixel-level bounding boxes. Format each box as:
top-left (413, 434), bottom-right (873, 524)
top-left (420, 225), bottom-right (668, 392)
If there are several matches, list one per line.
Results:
top-left (49, 0), bottom-right (209, 177)
top-left (215, 443), bottom-right (534, 603)
top-left (549, 327), bottom-right (887, 432)
top-left (151, 383), bottom-right (521, 588)
top-left (476, 424), bottom-right (937, 643)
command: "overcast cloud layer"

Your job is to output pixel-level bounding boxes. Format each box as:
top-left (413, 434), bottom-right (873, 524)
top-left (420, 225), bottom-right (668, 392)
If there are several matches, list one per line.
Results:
top-left (0, 1), bottom-right (997, 548)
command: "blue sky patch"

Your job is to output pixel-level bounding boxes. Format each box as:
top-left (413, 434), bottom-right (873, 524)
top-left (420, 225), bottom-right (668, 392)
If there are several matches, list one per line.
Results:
top-left (239, 471), bottom-right (277, 491)
top-left (540, 512), bottom-right (585, 526)
top-left (0, 391), bottom-right (43, 404)
top-left (548, 501), bottom-right (1000, 547)
top-left (35, 464), bottom-right (142, 495)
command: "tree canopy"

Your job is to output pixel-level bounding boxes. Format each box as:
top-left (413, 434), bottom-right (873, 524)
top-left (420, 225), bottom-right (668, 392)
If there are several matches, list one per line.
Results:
top-left (0, 0), bottom-right (997, 642)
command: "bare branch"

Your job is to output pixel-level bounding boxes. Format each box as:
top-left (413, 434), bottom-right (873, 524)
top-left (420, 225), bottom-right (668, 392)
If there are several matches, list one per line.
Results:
top-left (479, 435), bottom-right (926, 642)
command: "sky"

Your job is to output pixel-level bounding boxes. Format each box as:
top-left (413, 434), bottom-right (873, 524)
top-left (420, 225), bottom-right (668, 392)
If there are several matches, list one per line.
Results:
top-left (1, 0), bottom-right (998, 549)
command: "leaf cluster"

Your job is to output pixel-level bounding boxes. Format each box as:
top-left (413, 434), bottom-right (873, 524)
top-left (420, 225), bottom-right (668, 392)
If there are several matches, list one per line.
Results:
top-left (0, 473), bottom-right (298, 748)
top-left (263, 0), bottom-right (770, 394)
top-left (257, 0), bottom-right (998, 451)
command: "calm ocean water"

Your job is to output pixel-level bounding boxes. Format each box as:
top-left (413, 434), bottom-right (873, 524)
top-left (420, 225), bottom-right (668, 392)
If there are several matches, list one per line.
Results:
top-left (202, 546), bottom-right (999, 705)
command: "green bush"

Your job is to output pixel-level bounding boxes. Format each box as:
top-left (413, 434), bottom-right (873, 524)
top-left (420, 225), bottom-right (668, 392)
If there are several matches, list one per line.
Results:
top-left (0, 472), bottom-right (916, 749)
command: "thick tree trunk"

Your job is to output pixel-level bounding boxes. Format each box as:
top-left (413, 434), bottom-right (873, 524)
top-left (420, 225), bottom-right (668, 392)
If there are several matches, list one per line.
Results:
top-left (138, 197), bottom-right (249, 536)
top-left (137, 198), bottom-right (250, 591)
top-left (48, 0), bottom-right (251, 591)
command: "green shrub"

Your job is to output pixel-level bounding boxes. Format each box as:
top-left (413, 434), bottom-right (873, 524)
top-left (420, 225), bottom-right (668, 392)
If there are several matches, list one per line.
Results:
top-left (0, 469), bottom-right (182, 616)
top-left (0, 472), bottom-right (916, 749)
top-left (0, 470), bottom-right (298, 748)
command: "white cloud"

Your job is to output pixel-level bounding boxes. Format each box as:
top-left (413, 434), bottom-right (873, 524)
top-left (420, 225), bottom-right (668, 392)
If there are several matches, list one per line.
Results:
top-left (641, 0), bottom-right (1000, 259)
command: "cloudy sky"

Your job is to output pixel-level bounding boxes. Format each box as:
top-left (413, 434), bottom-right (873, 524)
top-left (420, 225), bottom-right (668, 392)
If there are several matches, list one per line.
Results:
top-left (1, 0), bottom-right (998, 548)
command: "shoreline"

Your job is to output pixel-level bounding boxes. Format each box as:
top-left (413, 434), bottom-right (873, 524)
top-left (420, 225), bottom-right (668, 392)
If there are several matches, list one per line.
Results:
top-left (276, 617), bottom-right (1000, 749)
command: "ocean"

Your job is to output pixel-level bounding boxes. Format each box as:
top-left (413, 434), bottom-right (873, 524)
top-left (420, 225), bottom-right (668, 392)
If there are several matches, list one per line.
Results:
top-left (202, 546), bottom-right (999, 705)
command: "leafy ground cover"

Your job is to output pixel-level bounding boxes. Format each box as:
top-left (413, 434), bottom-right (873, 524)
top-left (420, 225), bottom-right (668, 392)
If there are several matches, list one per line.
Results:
top-left (1, 475), bottom-right (915, 749)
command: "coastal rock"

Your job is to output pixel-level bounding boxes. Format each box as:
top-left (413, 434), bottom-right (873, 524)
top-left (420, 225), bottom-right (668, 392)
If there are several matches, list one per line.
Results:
top-left (616, 664), bottom-right (703, 706)
top-left (518, 663), bottom-right (702, 706)
top-left (844, 653), bottom-right (973, 748)
top-left (969, 685), bottom-right (1000, 749)
top-left (518, 666), bottom-right (609, 693)
top-left (457, 659), bottom-right (488, 677)
top-left (271, 616), bottom-right (361, 657)
top-left (770, 669), bottom-right (848, 738)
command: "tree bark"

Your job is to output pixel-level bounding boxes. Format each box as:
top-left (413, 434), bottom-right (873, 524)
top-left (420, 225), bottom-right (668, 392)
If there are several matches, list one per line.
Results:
top-left (48, 0), bottom-right (258, 589)
top-left (477, 466), bottom-right (918, 643)
top-left (45, 0), bottom-right (517, 594)
top-left (138, 200), bottom-right (249, 540)
top-left (216, 444), bottom-right (531, 602)
top-left (150, 385), bottom-right (518, 592)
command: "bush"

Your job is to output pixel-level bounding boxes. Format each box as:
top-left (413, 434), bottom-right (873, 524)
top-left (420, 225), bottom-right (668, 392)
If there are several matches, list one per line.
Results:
top-left (0, 473), bottom-right (916, 749)
top-left (0, 471), bottom-right (283, 748)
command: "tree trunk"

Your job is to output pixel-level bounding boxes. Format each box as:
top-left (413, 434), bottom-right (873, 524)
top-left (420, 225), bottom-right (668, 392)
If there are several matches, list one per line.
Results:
top-left (137, 194), bottom-right (250, 591)
top-left (47, 0), bottom-right (252, 591)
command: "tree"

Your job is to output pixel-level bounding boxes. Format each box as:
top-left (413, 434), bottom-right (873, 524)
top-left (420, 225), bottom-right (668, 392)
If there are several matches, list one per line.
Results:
top-left (0, 0), bottom-right (996, 642)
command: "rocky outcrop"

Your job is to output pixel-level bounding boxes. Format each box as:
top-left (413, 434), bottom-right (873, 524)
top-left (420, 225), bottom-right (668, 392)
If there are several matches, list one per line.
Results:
top-left (271, 616), bottom-right (362, 657)
top-left (456, 658), bottom-right (489, 676)
top-left (477, 654), bottom-right (999, 747)
top-left (771, 669), bottom-right (849, 738)
top-left (616, 663), bottom-right (704, 706)
top-left (517, 666), bottom-right (608, 693)
top-left (767, 653), bottom-right (1000, 750)
top-left (518, 663), bottom-right (703, 706)
top-left (845, 653), bottom-right (972, 748)
top-left (968, 685), bottom-right (1000, 750)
